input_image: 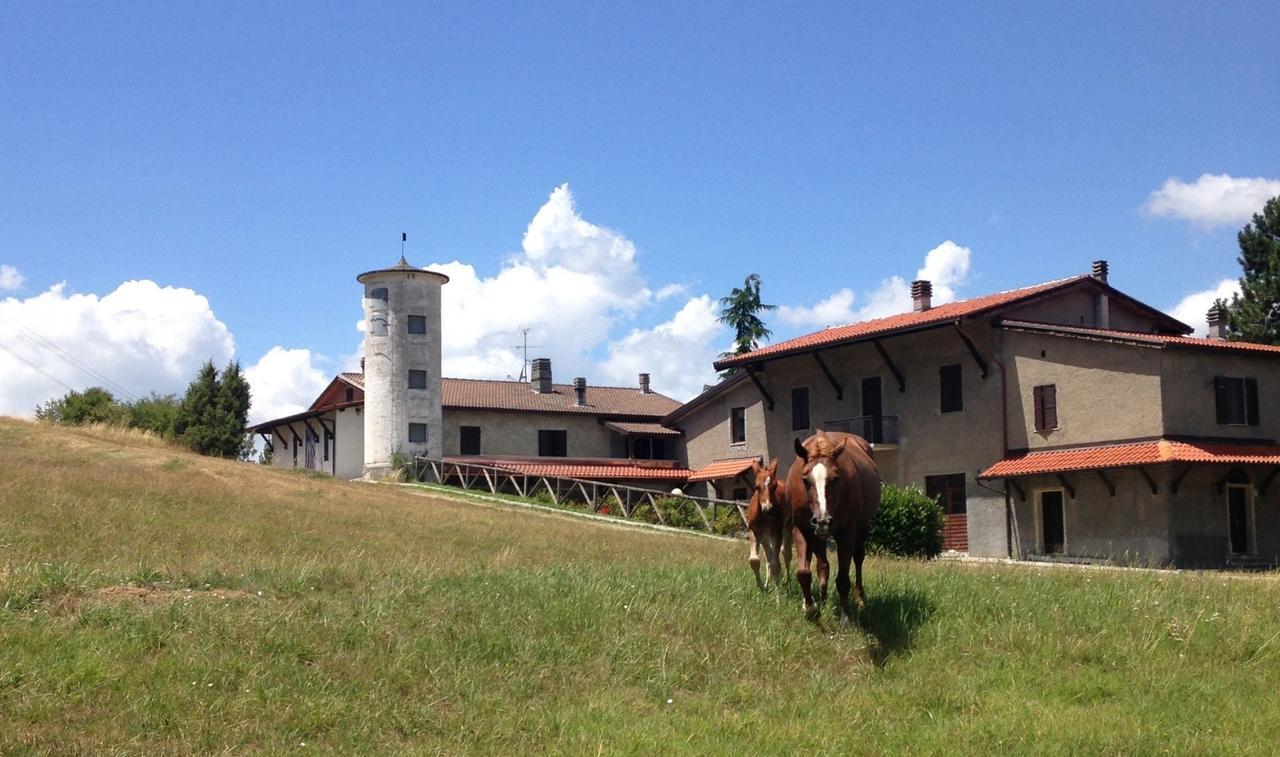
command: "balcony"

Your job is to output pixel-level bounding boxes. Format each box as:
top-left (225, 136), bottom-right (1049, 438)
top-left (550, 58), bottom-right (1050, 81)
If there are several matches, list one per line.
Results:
top-left (822, 415), bottom-right (899, 447)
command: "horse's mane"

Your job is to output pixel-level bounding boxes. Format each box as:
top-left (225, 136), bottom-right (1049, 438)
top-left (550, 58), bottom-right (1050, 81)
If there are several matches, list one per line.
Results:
top-left (803, 434), bottom-right (843, 460)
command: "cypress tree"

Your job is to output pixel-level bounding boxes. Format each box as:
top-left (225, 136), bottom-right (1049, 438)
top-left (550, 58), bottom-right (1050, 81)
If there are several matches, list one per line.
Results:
top-left (216, 360), bottom-right (253, 459)
top-left (1224, 195), bottom-right (1280, 344)
top-left (176, 360), bottom-right (221, 455)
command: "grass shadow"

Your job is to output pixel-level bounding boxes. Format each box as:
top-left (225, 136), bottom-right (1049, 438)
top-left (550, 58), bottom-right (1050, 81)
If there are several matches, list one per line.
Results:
top-left (857, 587), bottom-right (936, 667)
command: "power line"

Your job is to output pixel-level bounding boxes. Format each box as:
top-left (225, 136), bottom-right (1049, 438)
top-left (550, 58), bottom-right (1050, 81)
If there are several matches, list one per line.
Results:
top-left (0, 311), bottom-right (139, 401)
top-left (0, 341), bottom-right (77, 396)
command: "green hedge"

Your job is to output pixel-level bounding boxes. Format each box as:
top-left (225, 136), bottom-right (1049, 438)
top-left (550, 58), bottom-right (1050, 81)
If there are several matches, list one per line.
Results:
top-left (868, 484), bottom-right (946, 558)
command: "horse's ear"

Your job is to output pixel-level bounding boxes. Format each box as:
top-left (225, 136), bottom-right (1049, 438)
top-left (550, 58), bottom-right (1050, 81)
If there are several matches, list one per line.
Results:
top-left (768, 458), bottom-right (779, 475)
top-left (794, 438), bottom-right (808, 462)
top-left (830, 438), bottom-right (847, 461)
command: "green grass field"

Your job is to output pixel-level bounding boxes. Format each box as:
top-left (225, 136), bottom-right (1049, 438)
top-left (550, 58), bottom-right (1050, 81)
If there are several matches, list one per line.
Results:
top-left (3, 419), bottom-right (1280, 754)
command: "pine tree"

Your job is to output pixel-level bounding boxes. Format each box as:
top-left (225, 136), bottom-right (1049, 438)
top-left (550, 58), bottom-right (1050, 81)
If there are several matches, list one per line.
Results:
top-left (216, 360), bottom-right (253, 459)
top-left (1224, 195), bottom-right (1280, 344)
top-left (176, 360), bottom-right (221, 455)
top-left (718, 273), bottom-right (777, 358)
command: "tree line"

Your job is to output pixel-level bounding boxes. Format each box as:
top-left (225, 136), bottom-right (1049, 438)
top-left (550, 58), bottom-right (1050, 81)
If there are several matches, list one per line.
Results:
top-left (35, 359), bottom-right (253, 459)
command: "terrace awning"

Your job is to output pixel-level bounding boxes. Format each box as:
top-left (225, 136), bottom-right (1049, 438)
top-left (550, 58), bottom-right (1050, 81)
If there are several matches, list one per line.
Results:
top-left (978, 439), bottom-right (1280, 479)
top-left (687, 457), bottom-right (759, 483)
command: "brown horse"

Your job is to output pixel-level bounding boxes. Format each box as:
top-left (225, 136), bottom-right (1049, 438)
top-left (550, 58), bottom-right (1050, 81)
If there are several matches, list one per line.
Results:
top-left (787, 430), bottom-right (880, 622)
top-left (746, 458), bottom-right (792, 591)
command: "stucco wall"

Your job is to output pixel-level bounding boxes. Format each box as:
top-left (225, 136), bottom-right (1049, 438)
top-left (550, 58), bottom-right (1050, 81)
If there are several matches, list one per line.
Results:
top-left (1004, 331), bottom-right (1164, 451)
top-left (333, 406), bottom-right (364, 479)
top-left (1167, 467), bottom-right (1280, 567)
top-left (679, 379), bottom-right (769, 472)
top-left (441, 408), bottom-right (615, 458)
top-left (1160, 349), bottom-right (1280, 441)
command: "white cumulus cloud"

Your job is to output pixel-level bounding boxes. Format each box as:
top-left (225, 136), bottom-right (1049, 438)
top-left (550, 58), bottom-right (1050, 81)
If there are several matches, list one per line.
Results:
top-left (0, 265), bottom-right (23, 292)
top-left (599, 295), bottom-right (727, 401)
top-left (800, 239), bottom-right (973, 324)
top-left (0, 280), bottom-right (234, 417)
top-left (243, 346), bottom-right (332, 425)
top-left (1143, 174), bottom-right (1280, 229)
top-left (777, 288), bottom-right (857, 329)
top-left (1166, 278), bottom-right (1239, 335)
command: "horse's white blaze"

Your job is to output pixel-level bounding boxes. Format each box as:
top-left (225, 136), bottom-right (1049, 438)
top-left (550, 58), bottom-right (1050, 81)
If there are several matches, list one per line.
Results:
top-left (761, 476), bottom-right (772, 511)
top-left (811, 462), bottom-right (829, 519)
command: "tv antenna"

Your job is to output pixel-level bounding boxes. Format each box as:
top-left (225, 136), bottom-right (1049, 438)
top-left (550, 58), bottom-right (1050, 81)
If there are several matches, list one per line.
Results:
top-left (511, 328), bottom-right (544, 382)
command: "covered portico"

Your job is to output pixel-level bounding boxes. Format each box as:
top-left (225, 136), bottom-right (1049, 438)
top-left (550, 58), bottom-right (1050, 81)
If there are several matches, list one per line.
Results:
top-left (981, 440), bottom-right (1280, 568)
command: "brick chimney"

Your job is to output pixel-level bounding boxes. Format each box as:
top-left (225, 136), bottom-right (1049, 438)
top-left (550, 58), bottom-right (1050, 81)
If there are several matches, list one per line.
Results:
top-left (1091, 260), bottom-right (1109, 284)
top-left (530, 358), bottom-right (553, 394)
top-left (911, 280), bottom-right (932, 312)
top-left (1207, 304), bottom-right (1228, 340)
top-left (638, 373), bottom-right (651, 394)
top-left (573, 377), bottom-right (587, 406)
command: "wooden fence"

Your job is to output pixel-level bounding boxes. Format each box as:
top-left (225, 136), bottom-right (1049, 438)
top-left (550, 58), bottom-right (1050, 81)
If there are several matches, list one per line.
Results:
top-left (413, 457), bottom-right (749, 533)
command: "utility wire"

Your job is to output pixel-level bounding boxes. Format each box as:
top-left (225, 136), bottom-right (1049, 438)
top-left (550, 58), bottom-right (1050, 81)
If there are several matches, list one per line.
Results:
top-left (0, 311), bottom-right (139, 401)
top-left (0, 341), bottom-right (78, 396)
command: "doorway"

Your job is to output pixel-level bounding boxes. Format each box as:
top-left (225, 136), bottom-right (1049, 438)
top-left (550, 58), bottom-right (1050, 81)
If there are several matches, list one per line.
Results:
top-left (1228, 484), bottom-right (1252, 555)
top-left (861, 376), bottom-right (883, 443)
top-left (1040, 490), bottom-right (1065, 555)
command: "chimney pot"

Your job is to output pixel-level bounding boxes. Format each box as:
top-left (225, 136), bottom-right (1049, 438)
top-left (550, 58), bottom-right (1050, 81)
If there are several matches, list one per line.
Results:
top-left (1091, 260), bottom-right (1109, 284)
top-left (639, 373), bottom-right (651, 394)
top-left (573, 377), bottom-right (587, 406)
top-left (1207, 304), bottom-right (1228, 340)
top-left (531, 358), bottom-right (553, 394)
top-left (911, 280), bottom-right (933, 312)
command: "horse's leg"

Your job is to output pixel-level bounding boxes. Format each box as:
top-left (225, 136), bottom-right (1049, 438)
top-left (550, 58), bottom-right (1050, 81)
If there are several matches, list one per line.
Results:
top-left (835, 534), bottom-right (854, 624)
top-left (853, 528), bottom-right (868, 609)
top-left (782, 527), bottom-right (794, 586)
top-left (748, 530), bottom-right (763, 590)
top-left (765, 528), bottom-right (782, 594)
top-left (815, 538), bottom-right (831, 604)
top-left (793, 527), bottom-right (819, 619)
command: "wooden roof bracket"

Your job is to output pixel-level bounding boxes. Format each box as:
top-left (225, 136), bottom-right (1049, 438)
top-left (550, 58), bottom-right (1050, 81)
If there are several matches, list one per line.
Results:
top-left (303, 418), bottom-right (321, 440)
top-left (1096, 469), bottom-right (1116, 497)
top-left (1056, 474), bottom-right (1075, 499)
top-left (872, 339), bottom-right (906, 393)
top-left (1006, 478), bottom-right (1026, 502)
top-left (1138, 466), bottom-right (1158, 495)
top-left (257, 432), bottom-right (271, 448)
top-left (744, 364), bottom-right (775, 411)
top-left (1171, 464), bottom-right (1193, 495)
top-left (317, 417), bottom-right (334, 435)
top-left (812, 351), bottom-right (843, 401)
top-left (953, 322), bottom-right (990, 379)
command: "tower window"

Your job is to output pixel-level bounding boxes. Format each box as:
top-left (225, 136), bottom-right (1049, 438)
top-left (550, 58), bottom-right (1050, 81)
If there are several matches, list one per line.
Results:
top-left (407, 315), bottom-right (427, 335)
top-left (408, 423), bottom-right (428, 444)
top-left (408, 370), bottom-right (427, 389)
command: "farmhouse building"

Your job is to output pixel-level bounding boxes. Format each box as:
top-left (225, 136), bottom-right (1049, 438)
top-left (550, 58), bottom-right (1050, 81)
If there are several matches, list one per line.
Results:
top-left (248, 359), bottom-right (688, 486)
top-left (668, 262), bottom-right (1280, 568)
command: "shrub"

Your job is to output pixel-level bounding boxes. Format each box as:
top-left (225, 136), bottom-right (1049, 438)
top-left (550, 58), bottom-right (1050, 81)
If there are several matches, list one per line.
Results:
top-left (712, 505), bottom-right (747, 537)
top-left (654, 496), bottom-right (706, 530)
top-left (629, 502), bottom-right (659, 524)
top-left (869, 484), bottom-right (945, 558)
top-left (528, 489), bottom-right (556, 506)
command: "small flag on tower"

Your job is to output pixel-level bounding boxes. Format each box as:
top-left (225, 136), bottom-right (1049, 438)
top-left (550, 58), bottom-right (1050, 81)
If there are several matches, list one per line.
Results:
top-left (402, 232), bottom-right (407, 242)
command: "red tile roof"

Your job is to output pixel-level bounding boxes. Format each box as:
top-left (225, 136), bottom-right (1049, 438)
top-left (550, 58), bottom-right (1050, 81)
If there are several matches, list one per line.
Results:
top-left (338, 373), bottom-right (679, 418)
top-left (979, 440), bottom-right (1280, 479)
top-left (602, 421), bottom-right (683, 437)
top-left (999, 320), bottom-right (1280, 355)
top-left (715, 277), bottom-right (1089, 369)
top-left (447, 457), bottom-right (692, 481)
top-left (688, 457), bottom-right (760, 483)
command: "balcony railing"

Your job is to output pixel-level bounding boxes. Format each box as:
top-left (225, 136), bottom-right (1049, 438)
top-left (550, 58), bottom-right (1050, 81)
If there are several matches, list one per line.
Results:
top-left (822, 415), bottom-right (899, 445)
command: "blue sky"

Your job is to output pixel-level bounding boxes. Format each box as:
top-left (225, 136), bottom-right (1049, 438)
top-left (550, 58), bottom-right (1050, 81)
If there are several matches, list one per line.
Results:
top-left (1, 2), bottom-right (1278, 417)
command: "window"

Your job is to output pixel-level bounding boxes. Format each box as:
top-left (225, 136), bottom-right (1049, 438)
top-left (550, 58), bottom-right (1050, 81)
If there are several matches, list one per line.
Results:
top-left (633, 437), bottom-right (667, 460)
top-left (1033, 384), bottom-right (1057, 431)
top-left (791, 387), bottom-right (810, 431)
top-left (368, 288), bottom-right (389, 337)
top-left (407, 315), bottom-right (427, 335)
top-left (1215, 376), bottom-right (1259, 426)
top-left (345, 387), bottom-right (355, 402)
top-left (730, 407), bottom-right (746, 444)
top-left (323, 430), bottom-right (331, 462)
top-left (940, 364), bottom-right (963, 413)
top-left (408, 370), bottom-right (427, 390)
top-left (925, 474), bottom-right (966, 514)
top-left (408, 423), bottom-right (428, 444)
top-left (538, 429), bottom-right (567, 457)
top-left (460, 426), bottom-right (481, 456)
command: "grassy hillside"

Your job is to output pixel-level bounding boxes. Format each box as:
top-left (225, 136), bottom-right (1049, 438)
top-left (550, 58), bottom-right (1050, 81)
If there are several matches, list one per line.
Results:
top-left (2, 419), bottom-right (1279, 754)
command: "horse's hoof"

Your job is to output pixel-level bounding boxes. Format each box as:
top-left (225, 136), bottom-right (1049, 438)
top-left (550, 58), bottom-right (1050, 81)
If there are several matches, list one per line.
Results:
top-left (804, 603), bottom-right (820, 621)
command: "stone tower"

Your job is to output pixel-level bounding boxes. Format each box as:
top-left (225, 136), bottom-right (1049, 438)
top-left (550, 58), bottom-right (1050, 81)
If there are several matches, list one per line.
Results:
top-left (357, 257), bottom-right (449, 477)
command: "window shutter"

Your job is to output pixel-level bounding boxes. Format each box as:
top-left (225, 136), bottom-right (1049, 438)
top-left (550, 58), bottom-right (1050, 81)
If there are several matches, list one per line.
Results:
top-left (1214, 376), bottom-right (1228, 424)
top-left (1033, 386), bottom-right (1045, 430)
top-left (1044, 385), bottom-right (1057, 430)
top-left (1247, 378), bottom-right (1260, 426)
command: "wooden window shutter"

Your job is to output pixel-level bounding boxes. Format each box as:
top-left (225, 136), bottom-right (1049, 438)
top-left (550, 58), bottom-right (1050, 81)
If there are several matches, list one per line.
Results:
top-left (1043, 385), bottom-right (1057, 430)
top-left (1215, 376), bottom-right (1228, 424)
top-left (1033, 386), bottom-right (1045, 430)
top-left (1247, 378), bottom-right (1260, 426)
